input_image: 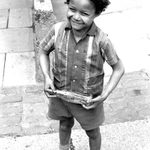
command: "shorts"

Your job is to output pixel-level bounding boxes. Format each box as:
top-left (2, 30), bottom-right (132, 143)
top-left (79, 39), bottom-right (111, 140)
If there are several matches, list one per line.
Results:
top-left (47, 97), bottom-right (105, 130)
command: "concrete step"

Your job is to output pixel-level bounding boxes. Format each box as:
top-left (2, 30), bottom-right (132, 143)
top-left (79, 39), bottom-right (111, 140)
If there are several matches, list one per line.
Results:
top-left (0, 54), bottom-right (5, 88)
top-left (0, 119), bottom-right (150, 150)
top-left (0, 0), bottom-right (33, 9)
top-left (9, 8), bottom-right (32, 28)
top-left (0, 9), bottom-right (9, 29)
top-left (0, 28), bottom-right (34, 53)
top-left (3, 52), bottom-right (36, 87)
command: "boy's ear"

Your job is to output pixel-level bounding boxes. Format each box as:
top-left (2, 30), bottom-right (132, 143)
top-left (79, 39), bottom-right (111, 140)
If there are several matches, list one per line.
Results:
top-left (96, 12), bottom-right (102, 17)
top-left (94, 11), bottom-right (101, 17)
top-left (95, 13), bottom-right (100, 18)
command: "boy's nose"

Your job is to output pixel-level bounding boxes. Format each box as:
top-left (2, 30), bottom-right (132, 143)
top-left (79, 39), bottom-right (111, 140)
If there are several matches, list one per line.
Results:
top-left (73, 12), bottom-right (81, 20)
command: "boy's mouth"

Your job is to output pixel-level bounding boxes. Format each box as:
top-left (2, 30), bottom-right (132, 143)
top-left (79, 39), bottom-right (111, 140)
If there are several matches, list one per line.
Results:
top-left (71, 20), bottom-right (83, 25)
top-left (71, 21), bottom-right (83, 27)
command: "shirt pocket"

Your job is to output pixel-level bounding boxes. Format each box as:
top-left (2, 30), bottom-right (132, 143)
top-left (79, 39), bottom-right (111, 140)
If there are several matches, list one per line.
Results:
top-left (87, 73), bottom-right (104, 85)
top-left (86, 73), bottom-right (104, 95)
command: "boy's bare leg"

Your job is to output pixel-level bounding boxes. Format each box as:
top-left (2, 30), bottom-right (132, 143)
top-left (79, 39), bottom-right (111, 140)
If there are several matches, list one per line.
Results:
top-left (86, 127), bottom-right (101, 150)
top-left (59, 117), bottom-right (74, 150)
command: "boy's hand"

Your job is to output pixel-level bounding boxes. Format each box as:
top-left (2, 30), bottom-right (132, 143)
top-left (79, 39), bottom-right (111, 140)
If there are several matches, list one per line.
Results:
top-left (44, 76), bottom-right (55, 98)
top-left (82, 102), bottom-right (99, 110)
top-left (82, 93), bottom-right (108, 110)
top-left (90, 93), bottom-right (108, 103)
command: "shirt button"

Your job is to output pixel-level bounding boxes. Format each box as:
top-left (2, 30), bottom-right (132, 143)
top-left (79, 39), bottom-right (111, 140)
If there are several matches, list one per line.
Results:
top-left (74, 65), bottom-right (77, 68)
top-left (76, 50), bottom-right (79, 53)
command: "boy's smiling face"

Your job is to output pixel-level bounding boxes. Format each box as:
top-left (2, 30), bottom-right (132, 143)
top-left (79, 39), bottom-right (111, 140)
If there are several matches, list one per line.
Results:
top-left (67, 0), bottom-right (97, 31)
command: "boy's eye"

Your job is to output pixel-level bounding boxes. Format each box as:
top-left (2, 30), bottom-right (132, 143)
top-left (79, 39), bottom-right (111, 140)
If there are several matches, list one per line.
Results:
top-left (69, 7), bottom-right (76, 12)
top-left (80, 12), bottom-right (89, 16)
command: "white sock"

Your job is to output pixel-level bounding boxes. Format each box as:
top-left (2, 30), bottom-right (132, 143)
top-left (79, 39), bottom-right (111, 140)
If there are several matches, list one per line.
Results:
top-left (59, 144), bottom-right (70, 150)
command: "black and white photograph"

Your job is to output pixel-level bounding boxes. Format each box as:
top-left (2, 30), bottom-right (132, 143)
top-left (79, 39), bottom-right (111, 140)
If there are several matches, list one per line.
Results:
top-left (0, 0), bottom-right (150, 149)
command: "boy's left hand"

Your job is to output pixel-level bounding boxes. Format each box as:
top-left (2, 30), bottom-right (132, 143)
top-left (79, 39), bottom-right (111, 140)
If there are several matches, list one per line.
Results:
top-left (90, 93), bottom-right (108, 103)
top-left (82, 102), bottom-right (99, 110)
top-left (82, 93), bottom-right (108, 110)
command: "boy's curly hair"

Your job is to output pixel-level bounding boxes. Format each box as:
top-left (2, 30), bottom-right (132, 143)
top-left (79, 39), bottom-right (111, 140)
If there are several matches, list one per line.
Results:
top-left (65, 0), bottom-right (110, 15)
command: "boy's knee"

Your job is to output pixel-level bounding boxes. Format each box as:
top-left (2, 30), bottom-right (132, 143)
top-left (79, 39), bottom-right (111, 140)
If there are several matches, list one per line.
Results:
top-left (60, 117), bottom-right (74, 131)
top-left (86, 127), bottom-right (100, 139)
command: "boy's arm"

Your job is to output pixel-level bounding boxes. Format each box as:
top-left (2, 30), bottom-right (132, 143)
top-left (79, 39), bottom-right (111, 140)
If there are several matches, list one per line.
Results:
top-left (39, 25), bottom-right (55, 96)
top-left (92, 59), bottom-right (125, 103)
top-left (83, 59), bottom-right (124, 109)
top-left (40, 52), bottom-right (55, 96)
top-left (83, 35), bottom-right (125, 109)
top-left (98, 36), bottom-right (125, 101)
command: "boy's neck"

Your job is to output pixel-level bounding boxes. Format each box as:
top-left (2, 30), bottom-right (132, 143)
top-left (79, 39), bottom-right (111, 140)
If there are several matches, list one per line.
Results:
top-left (72, 25), bottom-right (91, 43)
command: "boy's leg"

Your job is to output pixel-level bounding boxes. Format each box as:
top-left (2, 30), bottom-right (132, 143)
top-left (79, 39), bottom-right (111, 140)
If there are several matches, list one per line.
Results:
top-left (85, 127), bottom-right (101, 150)
top-left (59, 117), bottom-right (74, 149)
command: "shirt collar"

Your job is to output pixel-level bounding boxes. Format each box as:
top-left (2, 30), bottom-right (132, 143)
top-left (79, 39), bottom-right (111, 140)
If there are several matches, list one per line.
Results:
top-left (87, 22), bottom-right (97, 36)
top-left (65, 20), bottom-right (72, 30)
top-left (65, 20), bottom-right (97, 36)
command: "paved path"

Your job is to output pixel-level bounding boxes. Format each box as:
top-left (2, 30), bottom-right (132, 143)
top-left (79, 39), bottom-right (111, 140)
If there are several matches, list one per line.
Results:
top-left (0, 0), bottom-right (35, 88)
top-left (1, 119), bottom-right (150, 150)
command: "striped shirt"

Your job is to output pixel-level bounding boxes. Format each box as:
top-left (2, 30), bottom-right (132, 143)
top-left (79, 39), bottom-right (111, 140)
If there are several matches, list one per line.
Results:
top-left (40, 21), bottom-right (119, 97)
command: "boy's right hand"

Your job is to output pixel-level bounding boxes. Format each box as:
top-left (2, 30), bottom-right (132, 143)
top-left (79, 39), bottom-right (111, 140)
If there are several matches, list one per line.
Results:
top-left (44, 76), bottom-right (55, 98)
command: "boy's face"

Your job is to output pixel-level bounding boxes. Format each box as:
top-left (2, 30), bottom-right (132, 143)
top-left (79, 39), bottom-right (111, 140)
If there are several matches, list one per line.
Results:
top-left (67, 0), bottom-right (97, 31)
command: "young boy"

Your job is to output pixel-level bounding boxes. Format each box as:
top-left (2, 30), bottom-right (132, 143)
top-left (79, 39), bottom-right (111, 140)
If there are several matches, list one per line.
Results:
top-left (40, 0), bottom-right (125, 149)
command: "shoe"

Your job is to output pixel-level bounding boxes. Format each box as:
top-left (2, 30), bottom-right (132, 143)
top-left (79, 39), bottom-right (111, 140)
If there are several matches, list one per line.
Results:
top-left (69, 138), bottom-right (75, 150)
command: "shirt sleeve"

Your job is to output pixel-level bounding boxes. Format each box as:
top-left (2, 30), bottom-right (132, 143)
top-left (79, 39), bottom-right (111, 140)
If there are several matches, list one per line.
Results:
top-left (39, 25), bottom-right (55, 54)
top-left (101, 36), bottom-right (119, 66)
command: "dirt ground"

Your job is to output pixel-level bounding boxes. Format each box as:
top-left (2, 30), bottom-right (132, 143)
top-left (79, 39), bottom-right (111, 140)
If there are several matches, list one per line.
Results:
top-left (34, 10), bottom-right (57, 82)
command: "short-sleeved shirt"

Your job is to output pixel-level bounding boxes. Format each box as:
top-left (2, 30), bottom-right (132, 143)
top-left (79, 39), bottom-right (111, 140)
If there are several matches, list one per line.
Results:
top-left (40, 20), bottom-right (119, 98)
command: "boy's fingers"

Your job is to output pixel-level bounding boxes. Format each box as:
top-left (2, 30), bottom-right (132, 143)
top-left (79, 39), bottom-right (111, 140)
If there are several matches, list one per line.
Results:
top-left (44, 88), bottom-right (52, 92)
top-left (49, 83), bottom-right (55, 91)
top-left (44, 89), bottom-right (56, 98)
top-left (45, 92), bottom-right (56, 98)
top-left (44, 91), bottom-right (51, 98)
top-left (82, 105), bottom-right (91, 110)
top-left (80, 99), bottom-right (88, 104)
top-left (90, 98), bottom-right (100, 103)
top-left (91, 99), bottom-right (103, 104)
top-left (91, 95), bottom-right (106, 103)
top-left (83, 105), bottom-right (94, 110)
top-left (82, 103), bottom-right (96, 110)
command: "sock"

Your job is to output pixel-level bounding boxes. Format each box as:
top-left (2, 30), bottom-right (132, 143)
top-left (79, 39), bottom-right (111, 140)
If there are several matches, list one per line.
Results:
top-left (59, 144), bottom-right (70, 150)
